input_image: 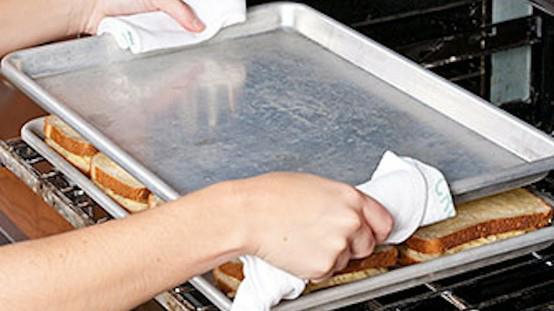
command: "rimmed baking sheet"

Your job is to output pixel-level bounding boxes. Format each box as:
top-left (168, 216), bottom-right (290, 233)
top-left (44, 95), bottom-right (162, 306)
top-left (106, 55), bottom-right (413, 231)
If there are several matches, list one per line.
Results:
top-left (4, 4), bottom-right (554, 205)
top-left (22, 117), bottom-right (554, 310)
top-left (6, 2), bottom-right (554, 309)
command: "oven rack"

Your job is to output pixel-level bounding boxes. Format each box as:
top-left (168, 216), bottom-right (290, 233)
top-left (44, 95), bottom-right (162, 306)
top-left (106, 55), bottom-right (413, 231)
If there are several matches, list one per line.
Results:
top-left (0, 138), bottom-right (217, 311)
top-left (1, 138), bottom-right (553, 311)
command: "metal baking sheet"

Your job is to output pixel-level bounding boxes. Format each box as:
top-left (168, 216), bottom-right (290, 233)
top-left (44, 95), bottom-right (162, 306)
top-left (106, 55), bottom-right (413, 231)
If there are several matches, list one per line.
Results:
top-left (21, 118), bottom-right (554, 311)
top-left (21, 118), bottom-right (128, 219)
top-left (4, 4), bottom-right (554, 204)
top-left (20, 118), bottom-right (189, 311)
top-left (4, 2), bottom-right (554, 309)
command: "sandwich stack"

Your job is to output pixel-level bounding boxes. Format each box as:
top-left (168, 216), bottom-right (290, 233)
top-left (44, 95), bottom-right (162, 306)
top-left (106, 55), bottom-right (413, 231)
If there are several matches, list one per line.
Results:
top-left (213, 189), bottom-right (553, 297)
top-left (44, 115), bottom-right (98, 175)
top-left (399, 189), bottom-right (553, 265)
top-left (44, 116), bottom-right (553, 300)
top-left (91, 153), bottom-right (151, 213)
top-left (44, 116), bottom-right (162, 213)
top-left (213, 246), bottom-right (398, 297)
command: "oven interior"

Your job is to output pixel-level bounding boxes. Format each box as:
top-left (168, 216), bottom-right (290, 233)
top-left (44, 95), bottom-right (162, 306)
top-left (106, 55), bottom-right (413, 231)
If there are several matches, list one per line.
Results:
top-left (1, 1), bottom-right (554, 310)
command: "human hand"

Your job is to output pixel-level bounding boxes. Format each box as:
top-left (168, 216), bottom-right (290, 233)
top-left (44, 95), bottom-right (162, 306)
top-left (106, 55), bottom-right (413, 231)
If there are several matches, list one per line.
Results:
top-left (234, 172), bottom-right (393, 282)
top-left (81, 0), bottom-right (205, 34)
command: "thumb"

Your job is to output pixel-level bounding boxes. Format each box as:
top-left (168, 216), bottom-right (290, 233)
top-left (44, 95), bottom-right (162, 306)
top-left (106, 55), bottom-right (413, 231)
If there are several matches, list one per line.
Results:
top-left (153, 0), bottom-right (205, 32)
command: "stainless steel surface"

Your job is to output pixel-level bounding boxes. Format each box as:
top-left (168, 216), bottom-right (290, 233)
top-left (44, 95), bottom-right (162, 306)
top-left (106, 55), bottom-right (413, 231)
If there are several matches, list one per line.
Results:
top-left (4, 3), bottom-right (554, 309)
top-left (4, 3), bottom-right (554, 205)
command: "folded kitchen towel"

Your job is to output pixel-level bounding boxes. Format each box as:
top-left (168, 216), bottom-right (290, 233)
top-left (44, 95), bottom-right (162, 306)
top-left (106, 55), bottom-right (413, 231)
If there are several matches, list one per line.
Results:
top-left (231, 256), bottom-right (306, 311)
top-left (357, 151), bottom-right (456, 243)
top-left (97, 0), bottom-right (246, 53)
top-left (231, 151), bottom-right (455, 311)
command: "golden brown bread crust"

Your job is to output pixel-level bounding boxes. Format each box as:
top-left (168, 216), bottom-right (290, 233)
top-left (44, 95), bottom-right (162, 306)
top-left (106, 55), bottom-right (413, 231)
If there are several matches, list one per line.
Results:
top-left (44, 116), bottom-right (97, 157)
top-left (333, 246), bottom-right (398, 274)
top-left (406, 210), bottom-right (552, 254)
top-left (44, 116), bottom-right (150, 211)
top-left (214, 276), bottom-right (240, 298)
top-left (213, 261), bottom-right (243, 297)
top-left (399, 229), bottom-right (530, 265)
top-left (397, 252), bottom-right (420, 266)
top-left (217, 260), bottom-right (244, 282)
top-left (45, 138), bottom-right (92, 175)
top-left (92, 163), bottom-right (150, 203)
top-left (213, 247), bottom-right (398, 296)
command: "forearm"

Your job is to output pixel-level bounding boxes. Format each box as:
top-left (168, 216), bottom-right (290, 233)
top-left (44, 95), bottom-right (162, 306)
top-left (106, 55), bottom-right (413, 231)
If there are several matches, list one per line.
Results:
top-left (0, 182), bottom-right (247, 311)
top-left (0, 0), bottom-right (91, 57)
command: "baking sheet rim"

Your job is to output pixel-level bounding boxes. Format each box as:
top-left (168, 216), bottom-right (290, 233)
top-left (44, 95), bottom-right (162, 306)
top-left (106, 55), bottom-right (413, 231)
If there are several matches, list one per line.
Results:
top-left (20, 118), bottom-right (231, 309)
top-left (21, 117), bottom-right (554, 311)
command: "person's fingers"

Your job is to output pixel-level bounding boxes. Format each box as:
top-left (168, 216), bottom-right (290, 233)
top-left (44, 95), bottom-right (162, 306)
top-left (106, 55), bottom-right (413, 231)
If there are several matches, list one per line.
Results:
top-left (349, 222), bottom-right (376, 259)
top-left (332, 248), bottom-right (352, 273)
top-left (308, 253), bottom-right (336, 283)
top-left (311, 248), bottom-right (351, 283)
top-left (361, 195), bottom-right (394, 244)
top-left (153, 0), bottom-right (205, 32)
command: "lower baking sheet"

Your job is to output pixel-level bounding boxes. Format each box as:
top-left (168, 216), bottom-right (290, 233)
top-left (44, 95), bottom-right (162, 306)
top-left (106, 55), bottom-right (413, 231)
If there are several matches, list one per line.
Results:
top-left (21, 119), bottom-right (127, 219)
top-left (21, 117), bottom-right (554, 310)
top-left (20, 118), bottom-right (192, 310)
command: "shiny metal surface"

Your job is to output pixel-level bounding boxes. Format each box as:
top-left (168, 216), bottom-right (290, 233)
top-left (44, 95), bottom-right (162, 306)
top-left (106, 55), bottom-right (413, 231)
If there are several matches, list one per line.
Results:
top-left (35, 31), bottom-right (531, 192)
top-left (4, 4), bottom-right (554, 204)
top-left (4, 3), bottom-right (554, 309)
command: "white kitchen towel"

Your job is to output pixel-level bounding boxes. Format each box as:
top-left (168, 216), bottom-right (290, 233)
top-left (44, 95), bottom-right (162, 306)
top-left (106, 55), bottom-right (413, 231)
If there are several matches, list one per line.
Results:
top-left (97, 0), bottom-right (246, 53)
top-left (357, 151), bottom-right (456, 243)
top-left (231, 256), bottom-right (306, 311)
top-left (231, 151), bottom-right (455, 311)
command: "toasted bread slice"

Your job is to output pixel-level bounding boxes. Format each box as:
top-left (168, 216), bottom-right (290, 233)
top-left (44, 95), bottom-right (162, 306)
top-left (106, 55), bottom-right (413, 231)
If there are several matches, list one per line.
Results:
top-left (305, 245), bottom-right (397, 293)
top-left (399, 230), bottom-right (527, 265)
top-left (44, 116), bottom-right (98, 174)
top-left (399, 189), bottom-right (552, 265)
top-left (213, 260), bottom-right (244, 298)
top-left (95, 182), bottom-right (150, 213)
top-left (213, 246), bottom-right (397, 297)
top-left (91, 153), bottom-right (150, 213)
